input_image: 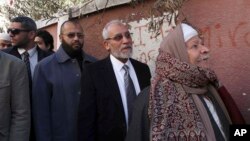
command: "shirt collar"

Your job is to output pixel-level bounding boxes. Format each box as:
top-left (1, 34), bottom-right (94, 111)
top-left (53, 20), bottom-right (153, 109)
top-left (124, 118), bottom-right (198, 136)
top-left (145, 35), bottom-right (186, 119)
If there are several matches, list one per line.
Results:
top-left (110, 54), bottom-right (132, 72)
top-left (18, 46), bottom-right (37, 57)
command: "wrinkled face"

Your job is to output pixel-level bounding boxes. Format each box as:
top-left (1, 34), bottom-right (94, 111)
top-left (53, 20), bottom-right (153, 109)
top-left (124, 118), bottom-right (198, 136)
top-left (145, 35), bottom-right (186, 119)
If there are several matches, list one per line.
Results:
top-left (59, 22), bottom-right (84, 51)
top-left (8, 22), bottom-right (33, 49)
top-left (0, 39), bottom-right (11, 49)
top-left (186, 35), bottom-right (210, 68)
top-left (34, 36), bottom-right (48, 51)
top-left (104, 24), bottom-right (133, 63)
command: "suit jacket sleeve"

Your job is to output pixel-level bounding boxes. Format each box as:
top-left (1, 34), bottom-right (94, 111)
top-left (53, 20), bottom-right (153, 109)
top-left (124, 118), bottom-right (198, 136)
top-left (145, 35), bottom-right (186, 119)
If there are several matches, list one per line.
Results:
top-left (78, 67), bottom-right (97, 141)
top-left (218, 86), bottom-right (245, 124)
top-left (32, 63), bottom-right (52, 141)
top-left (10, 60), bottom-right (31, 141)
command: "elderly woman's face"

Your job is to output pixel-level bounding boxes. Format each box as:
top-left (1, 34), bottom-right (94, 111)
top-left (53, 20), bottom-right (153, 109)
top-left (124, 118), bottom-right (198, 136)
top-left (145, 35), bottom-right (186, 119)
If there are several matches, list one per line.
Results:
top-left (185, 35), bottom-right (210, 67)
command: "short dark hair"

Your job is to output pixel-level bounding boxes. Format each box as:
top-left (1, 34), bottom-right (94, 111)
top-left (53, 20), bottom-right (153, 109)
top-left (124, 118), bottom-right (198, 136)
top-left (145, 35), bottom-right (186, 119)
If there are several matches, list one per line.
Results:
top-left (36, 29), bottom-right (54, 50)
top-left (11, 16), bottom-right (37, 31)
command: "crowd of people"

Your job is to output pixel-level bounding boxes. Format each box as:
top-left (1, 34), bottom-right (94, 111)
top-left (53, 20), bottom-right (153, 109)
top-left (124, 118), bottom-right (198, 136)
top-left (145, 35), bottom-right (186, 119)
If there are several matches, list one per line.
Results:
top-left (0, 15), bottom-right (246, 141)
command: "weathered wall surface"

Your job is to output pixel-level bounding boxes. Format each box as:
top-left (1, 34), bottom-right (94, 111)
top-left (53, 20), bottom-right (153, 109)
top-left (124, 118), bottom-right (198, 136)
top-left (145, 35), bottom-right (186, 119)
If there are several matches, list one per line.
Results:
top-left (181, 0), bottom-right (250, 122)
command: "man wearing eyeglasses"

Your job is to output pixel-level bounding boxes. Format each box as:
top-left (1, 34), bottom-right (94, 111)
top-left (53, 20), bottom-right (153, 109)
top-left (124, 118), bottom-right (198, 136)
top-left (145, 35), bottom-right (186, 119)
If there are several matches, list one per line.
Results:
top-left (32, 20), bottom-right (96, 141)
top-left (78, 20), bottom-right (151, 141)
top-left (2, 16), bottom-right (52, 141)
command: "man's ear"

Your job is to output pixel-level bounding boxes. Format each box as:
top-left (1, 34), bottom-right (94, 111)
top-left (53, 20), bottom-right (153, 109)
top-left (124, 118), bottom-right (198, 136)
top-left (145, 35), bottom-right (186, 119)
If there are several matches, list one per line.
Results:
top-left (103, 40), bottom-right (110, 51)
top-left (59, 34), bottom-right (62, 42)
top-left (29, 31), bottom-right (36, 39)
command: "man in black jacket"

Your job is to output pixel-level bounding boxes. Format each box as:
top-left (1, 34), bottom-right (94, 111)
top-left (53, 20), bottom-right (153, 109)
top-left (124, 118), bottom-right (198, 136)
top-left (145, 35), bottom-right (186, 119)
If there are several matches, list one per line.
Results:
top-left (78, 20), bottom-right (151, 141)
top-left (3, 16), bottom-right (52, 78)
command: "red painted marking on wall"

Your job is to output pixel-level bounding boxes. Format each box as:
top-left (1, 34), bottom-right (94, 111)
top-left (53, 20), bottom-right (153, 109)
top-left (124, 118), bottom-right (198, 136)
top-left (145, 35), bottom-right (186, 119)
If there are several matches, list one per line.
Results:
top-left (228, 22), bottom-right (247, 47)
top-left (244, 32), bottom-right (250, 47)
top-left (201, 22), bottom-right (250, 48)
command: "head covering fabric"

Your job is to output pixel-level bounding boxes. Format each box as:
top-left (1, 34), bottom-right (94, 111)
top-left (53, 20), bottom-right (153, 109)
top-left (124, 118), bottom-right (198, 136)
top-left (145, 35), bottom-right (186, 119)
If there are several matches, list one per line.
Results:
top-left (148, 24), bottom-right (231, 141)
top-left (181, 23), bottom-right (198, 42)
top-left (0, 33), bottom-right (11, 41)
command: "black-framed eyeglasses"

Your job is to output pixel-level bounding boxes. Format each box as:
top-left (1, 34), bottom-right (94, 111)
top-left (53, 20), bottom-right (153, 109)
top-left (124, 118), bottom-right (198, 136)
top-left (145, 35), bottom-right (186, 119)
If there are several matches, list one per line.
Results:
top-left (62, 32), bottom-right (84, 38)
top-left (106, 32), bottom-right (132, 41)
top-left (7, 28), bottom-right (30, 35)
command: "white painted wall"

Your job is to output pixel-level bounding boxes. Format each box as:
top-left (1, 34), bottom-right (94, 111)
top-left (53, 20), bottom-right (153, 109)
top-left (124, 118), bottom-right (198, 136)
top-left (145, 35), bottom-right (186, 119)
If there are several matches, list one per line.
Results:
top-left (129, 18), bottom-right (175, 74)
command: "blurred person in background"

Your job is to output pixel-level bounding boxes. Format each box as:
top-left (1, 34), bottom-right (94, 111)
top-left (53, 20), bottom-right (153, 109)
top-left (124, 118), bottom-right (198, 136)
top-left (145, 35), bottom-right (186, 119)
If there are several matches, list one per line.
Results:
top-left (35, 29), bottom-right (55, 53)
top-left (0, 33), bottom-right (11, 49)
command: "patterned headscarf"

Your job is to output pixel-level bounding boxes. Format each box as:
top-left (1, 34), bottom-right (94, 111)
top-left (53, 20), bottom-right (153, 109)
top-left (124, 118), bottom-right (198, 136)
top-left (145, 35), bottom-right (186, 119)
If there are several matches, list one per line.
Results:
top-left (148, 24), bottom-right (231, 141)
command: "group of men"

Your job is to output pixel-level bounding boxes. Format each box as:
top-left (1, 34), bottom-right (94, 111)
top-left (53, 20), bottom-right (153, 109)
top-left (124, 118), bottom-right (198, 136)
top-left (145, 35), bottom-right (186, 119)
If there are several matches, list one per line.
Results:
top-left (0, 16), bottom-right (151, 141)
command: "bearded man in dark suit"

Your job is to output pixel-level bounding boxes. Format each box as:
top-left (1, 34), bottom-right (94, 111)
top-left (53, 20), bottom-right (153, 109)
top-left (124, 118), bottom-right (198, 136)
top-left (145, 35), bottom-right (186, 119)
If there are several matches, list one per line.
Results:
top-left (78, 20), bottom-right (151, 141)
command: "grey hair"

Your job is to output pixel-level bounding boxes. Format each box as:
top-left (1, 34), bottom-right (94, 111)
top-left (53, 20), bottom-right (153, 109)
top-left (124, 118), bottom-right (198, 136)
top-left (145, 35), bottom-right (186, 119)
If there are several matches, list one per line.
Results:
top-left (102, 20), bottom-right (125, 40)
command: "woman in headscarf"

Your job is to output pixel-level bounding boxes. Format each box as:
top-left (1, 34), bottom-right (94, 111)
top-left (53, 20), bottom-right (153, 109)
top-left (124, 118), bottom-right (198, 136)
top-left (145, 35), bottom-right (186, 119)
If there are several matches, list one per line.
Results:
top-left (125, 23), bottom-right (245, 141)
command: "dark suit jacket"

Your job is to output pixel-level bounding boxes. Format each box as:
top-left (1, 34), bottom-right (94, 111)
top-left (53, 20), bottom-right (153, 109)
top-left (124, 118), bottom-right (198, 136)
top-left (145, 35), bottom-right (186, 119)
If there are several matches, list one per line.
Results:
top-left (125, 87), bottom-right (150, 141)
top-left (2, 46), bottom-right (52, 61)
top-left (78, 56), bottom-right (151, 141)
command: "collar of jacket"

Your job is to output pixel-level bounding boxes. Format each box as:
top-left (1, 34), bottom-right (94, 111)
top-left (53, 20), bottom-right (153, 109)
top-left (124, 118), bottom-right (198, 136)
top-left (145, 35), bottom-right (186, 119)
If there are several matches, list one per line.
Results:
top-left (55, 45), bottom-right (96, 63)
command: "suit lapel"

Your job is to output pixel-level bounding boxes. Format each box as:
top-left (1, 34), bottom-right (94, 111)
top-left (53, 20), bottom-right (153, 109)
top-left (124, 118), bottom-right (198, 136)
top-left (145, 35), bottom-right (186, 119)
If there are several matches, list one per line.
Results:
top-left (131, 59), bottom-right (145, 90)
top-left (9, 47), bottom-right (22, 59)
top-left (101, 57), bottom-right (125, 117)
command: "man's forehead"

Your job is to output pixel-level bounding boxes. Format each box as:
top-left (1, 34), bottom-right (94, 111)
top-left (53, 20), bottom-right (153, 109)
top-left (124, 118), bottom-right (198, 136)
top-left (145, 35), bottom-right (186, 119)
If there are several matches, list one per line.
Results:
top-left (9, 22), bottom-right (22, 28)
top-left (109, 24), bottom-right (128, 34)
top-left (62, 23), bottom-right (83, 32)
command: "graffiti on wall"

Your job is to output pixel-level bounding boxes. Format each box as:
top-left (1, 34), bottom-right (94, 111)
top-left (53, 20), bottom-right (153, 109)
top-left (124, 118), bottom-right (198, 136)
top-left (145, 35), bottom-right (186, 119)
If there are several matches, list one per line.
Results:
top-left (201, 22), bottom-right (250, 48)
top-left (129, 19), bottom-right (174, 74)
top-left (129, 19), bottom-right (250, 74)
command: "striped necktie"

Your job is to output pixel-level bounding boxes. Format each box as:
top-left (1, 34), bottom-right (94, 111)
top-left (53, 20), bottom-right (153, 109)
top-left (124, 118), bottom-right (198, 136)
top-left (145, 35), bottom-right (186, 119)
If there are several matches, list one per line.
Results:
top-left (123, 65), bottom-right (136, 124)
top-left (23, 51), bottom-right (32, 84)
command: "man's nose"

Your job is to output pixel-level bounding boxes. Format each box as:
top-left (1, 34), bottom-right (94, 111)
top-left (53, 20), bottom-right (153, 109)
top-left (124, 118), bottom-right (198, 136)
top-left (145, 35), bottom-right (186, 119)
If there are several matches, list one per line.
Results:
top-left (122, 36), bottom-right (132, 44)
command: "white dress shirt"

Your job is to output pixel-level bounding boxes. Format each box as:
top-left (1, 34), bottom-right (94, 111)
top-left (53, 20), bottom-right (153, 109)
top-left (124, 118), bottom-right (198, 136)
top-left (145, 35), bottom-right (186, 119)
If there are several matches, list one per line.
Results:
top-left (18, 46), bottom-right (38, 78)
top-left (110, 55), bottom-right (140, 127)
